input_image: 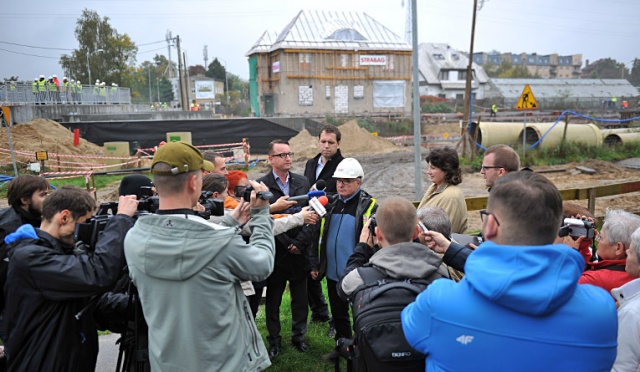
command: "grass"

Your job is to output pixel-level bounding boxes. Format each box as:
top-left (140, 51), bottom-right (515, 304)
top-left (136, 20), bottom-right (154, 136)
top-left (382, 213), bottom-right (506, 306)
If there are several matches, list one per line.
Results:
top-left (254, 280), bottom-right (343, 372)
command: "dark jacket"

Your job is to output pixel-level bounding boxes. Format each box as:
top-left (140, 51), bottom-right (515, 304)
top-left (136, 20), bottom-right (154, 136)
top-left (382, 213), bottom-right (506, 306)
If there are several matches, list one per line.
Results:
top-left (303, 149), bottom-right (344, 193)
top-left (256, 171), bottom-right (310, 280)
top-left (4, 214), bottom-right (133, 372)
top-left (0, 207), bottom-right (41, 312)
top-left (295, 189), bottom-right (377, 281)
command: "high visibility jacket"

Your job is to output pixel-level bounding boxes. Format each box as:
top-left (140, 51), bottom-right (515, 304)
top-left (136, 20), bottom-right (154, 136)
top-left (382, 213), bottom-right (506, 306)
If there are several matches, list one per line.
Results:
top-left (76, 83), bottom-right (82, 94)
top-left (93, 85), bottom-right (100, 95)
top-left (9, 85), bottom-right (15, 91)
top-left (99, 86), bottom-right (107, 97)
top-left (612, 97), bottom-right (618, 103)
top-left (64, 82), bottom-right (70, 91)
top-left (38, 80), bottom-right (47, 92)
top-left (491, 104), bottom-right (498, 112)
top-left (47, 82), bottom-right (56, 92)
top-left (32, 82), bottom-right (38, 93)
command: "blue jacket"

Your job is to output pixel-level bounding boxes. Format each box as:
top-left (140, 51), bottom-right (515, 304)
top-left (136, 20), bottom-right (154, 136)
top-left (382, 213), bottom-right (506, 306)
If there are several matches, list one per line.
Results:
top-left (401, 241), bottom-right (617, 371)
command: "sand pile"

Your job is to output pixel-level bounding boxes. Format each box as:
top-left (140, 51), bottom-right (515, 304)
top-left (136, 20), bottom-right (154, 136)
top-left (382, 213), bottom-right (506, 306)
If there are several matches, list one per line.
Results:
top-left (0, 119), bottom-right (104, 168)
top-left (289, 120), bottom-right (402, 161)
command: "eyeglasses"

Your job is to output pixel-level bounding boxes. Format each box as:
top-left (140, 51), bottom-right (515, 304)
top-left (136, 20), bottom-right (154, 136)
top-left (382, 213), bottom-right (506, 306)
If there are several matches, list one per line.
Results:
top-left (479, 209), bottom-right (500, 226)
top-left (336, 178), bottom-right (358, 185)
top-left (481, 165), bottom-right (503, 171)
top-left (271, 152), bottom-right (294, 159)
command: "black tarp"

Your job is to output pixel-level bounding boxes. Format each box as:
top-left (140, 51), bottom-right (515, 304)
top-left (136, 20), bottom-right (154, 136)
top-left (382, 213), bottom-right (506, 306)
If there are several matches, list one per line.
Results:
top-left (59, 118), bottom-right (299, 155)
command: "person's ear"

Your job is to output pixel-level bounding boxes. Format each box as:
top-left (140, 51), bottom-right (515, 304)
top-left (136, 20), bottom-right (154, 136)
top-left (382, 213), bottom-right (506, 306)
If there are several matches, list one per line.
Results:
top-left (616, 242), bottom-right (627, 257)
top-left (412, 224), bottom-right (421, 240)
top-left (20, 196), bottom-right (31, 206)
top-left (374, 226), bottom-right (384, 244)
top-left (59, 210), bottom-right (72, 226)
top-left (483, 214), bottom-right (499, 241)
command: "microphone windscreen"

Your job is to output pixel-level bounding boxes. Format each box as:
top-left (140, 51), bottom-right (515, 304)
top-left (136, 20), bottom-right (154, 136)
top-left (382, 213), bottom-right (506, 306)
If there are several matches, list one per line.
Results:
top-left (315, 179), bottom-right (326, 191)
top-left (317, 195), bottom-right (329, 206)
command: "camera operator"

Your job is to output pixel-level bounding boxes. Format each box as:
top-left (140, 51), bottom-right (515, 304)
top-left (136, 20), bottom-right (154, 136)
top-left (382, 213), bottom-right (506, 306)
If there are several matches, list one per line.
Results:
top-left (401, 171), bottom-right (618, 370)
top-left (124, 141), bottom-right (275, 371)
top-left (3, 185), bottom-right (137, 371)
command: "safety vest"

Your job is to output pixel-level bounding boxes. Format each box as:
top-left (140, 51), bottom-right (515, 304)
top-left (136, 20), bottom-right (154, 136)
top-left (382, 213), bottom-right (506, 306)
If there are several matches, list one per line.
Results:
top-left (32, 81), bottom-right (38, 93)
top-left (77, 83), bottom-right (82, 93)
top-left (94, 85), bottom-right (100, 95)
top-left (64, 81), bottom-right (70, 91)
top-left (612, 97), bottom-right (618, 103)
top-left (491, 104), bottom-right (497, 112)
top-left (318, 197), bottom-right (377, 253)
top-left (38, 80), bottom-right (47, 92)
top-left (100, 86), bottom-right (107, 96)
top-left (47, 81), bottom-right (56, 91)
top-left (9, 85), bottom-right (15, 91)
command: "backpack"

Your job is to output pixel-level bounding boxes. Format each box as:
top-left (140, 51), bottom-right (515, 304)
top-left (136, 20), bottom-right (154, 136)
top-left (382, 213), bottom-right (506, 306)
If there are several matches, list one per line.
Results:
top-left (346, 266), bottom-right (439, 372)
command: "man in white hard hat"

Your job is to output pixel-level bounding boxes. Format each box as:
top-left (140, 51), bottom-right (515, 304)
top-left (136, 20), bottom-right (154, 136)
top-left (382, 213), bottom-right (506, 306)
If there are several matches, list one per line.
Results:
top-left (293, 157), bottom-right (377, 364)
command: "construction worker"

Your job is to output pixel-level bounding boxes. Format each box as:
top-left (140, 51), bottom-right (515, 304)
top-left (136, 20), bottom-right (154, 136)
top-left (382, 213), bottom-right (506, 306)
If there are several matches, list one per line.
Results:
top-left (69, 80), bottom-right (76, 104)
top-left (76, 80), bottom-right (82, 104)
top-left (47, 77), bottom-right (56, 104)
top-left (52, 74), bottom-right (61, 103)
top-left (622, 100), bottom-right (629, 110)
top-left (611, 96), bottom-right (618, 109)
top-left (32, 78), bottom-right (38, 104)
top-left (110, 83), bottom-right (118, 104)
top-left (37, 75), bottom-right (47, 105)
top-left (100, 82), bottom-right (107, 104)
top-left (62, 77), bottom-right (70, 104)
top-left (490, 104), bottom-right (498, 118)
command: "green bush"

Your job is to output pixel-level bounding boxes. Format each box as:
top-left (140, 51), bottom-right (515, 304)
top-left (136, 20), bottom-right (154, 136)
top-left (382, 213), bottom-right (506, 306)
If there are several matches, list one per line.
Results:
top-left (421, 102), bottom-right (454, 113)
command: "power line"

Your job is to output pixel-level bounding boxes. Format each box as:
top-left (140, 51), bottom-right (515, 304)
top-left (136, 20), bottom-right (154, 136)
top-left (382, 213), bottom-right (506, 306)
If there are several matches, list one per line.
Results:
top-left (0, 40), bottom-right (73, 51)
top-left (0, 47), bottom-right (60, 59)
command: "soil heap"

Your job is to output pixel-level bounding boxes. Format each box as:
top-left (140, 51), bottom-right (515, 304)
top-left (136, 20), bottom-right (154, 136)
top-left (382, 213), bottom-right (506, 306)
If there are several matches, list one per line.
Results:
top-left (0, 119), bottom-right (104, 169)
top-left (289, 119), bottom-right (404, 161)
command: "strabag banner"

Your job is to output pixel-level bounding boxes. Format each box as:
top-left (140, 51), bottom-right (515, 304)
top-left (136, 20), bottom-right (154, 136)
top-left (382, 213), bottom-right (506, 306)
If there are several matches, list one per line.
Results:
top-left (195, 81), bottom-right (215, 99)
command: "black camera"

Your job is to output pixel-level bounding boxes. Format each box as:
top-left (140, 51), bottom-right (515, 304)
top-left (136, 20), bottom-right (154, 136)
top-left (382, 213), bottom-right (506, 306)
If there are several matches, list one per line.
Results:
top-left (559, 218), bottom-right (596, 239)
top-left (198, 190), bottom-right (224, 219)
top-left (368, 214), bottom-right (377, 237)
top-left (236, 185), bottom-right (273, 202)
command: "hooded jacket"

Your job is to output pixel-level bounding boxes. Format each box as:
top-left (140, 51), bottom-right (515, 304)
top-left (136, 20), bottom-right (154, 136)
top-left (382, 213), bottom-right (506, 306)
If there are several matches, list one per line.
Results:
top-left (339, 242), bottom-right (449, 299)
top-left (401, 242), bottom-right (618, 371)
top-left (4, 215), bottom-right (133, 372)
top-left (124, 206), bottom-right (274, 372)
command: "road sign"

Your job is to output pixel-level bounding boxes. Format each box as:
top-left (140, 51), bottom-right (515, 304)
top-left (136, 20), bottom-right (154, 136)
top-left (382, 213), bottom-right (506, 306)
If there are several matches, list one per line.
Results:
top-left (515, 84), bottom-right (539, 111)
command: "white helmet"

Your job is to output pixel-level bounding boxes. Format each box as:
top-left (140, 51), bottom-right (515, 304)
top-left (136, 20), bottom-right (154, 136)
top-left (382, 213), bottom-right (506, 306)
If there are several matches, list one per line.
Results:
top-left (333, 158), bottom-right (364, 179)
top-left (95, 79), bottom-right (100, 84)
top-left (77, 80), bottom-right (81, 84)
top-left (101, 82), bottom-right (106, 86)
top-left (52, 74), bottom-right (57, 78)
top-left (112, 82), bottom-right (116, 86)
top-left (48, 76), bottom-right (52, 79)
top-left (39, 74), bottom-right (45, 79)
top-left (70, 79), bottom-right (75, 83)
top-left (34, 78), bottom-right (38, 81)
top-left (63, 77), bottom-right (68, 80)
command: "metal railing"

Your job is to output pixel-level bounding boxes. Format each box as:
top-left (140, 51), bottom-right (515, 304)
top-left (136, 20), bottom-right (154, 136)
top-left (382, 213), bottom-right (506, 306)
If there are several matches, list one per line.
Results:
top-left (0, 83), bottom-right (131, 105)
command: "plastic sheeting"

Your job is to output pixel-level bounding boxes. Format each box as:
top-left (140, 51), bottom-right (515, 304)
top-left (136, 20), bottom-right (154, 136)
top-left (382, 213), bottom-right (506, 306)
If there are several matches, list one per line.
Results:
top-left (373, 81), bottom-right (405, 108)
top-left (60, 118), bottom-right (299, 155)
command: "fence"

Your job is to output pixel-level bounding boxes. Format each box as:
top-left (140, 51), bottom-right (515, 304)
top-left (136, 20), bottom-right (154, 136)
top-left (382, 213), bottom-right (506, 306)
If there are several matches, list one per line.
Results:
top-left (1, 83), bottom-right (131, 105)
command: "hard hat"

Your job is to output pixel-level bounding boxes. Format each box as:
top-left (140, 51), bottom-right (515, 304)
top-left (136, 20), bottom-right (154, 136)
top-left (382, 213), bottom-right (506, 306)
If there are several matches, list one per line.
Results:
top-left (77, 80), bottom-right (81, 84)
top-left (39, 74), bottom-right (45, 79)
top-left (52, 74), bottom-right (57, 78)
top-left (333, 158), bottom-right (364, 179)
top-left (48, 76), bottom-right (52, 79)
top-left (112, 83), bottom-right (116, 86)
top-left (96, 79), bottom-right (100, 83)
top-left (70, 79), bottom-right (75, 83)
top-left (34, 78), bottom-right (38, 81)
top-left (101, 82), bottom-right (106, 86)
top-left (63, 77), bottom-right (67, 80)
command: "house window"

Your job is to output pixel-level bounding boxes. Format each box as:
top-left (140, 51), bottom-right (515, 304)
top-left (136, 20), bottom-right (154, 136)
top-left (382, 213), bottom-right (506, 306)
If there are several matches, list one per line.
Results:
top-left (299, 85), bottom-right (313, 106)
top-left (299, 53), bottom-right (311, 71)
top-left (354, 86), bottom-right (364, 99)
top-left (459, 70), bottom-right (467, 80)
top-left (439, 70), bottom-right (450, 80)
top-left (341, 54), bottom-right (349, 67)
top-left (432, 53), bottom-right (445, 60)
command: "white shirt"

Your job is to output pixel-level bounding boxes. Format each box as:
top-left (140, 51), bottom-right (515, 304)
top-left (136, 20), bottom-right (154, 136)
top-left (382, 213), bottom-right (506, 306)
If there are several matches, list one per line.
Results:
top-left (612, 278), bottom-right (640, 372)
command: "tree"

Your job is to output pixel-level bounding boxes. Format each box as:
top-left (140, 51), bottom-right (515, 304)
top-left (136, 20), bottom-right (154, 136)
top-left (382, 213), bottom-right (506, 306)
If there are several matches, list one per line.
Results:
top-left (483, 61), bottom-right (534, 78)
top-left (158, 77), bottom-right (174, 102)
top-left (59, 9), bottom-right (138, 87)
top-left (206, 58), bottom-right (227, 89)
top-left (188, 65), bottom-right (206, 77)
top-left (583, 58), bottom-right (627, 79)
top-left (628, 58), bottom-right (640, 86)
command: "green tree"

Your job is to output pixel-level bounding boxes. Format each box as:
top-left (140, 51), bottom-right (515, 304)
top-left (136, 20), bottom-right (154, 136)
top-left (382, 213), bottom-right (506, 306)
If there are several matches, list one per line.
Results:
top-left (206, 58), bottom-right (227, 89)
top-left (628, 58), bottom-right (640, 86)
top-left (59, 9), bottom-right (138, 87)
top-left (158, 77), bottom-right (174, 102)
top-left (188, 65), bottom-right (206, 76)
top-left (585, 58), bottom-right (627, 79)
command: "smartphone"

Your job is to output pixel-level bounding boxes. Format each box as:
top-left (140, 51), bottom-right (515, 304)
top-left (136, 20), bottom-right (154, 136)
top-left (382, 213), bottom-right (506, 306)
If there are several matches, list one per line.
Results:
top-left (418, 221), bottom-right (429, 233)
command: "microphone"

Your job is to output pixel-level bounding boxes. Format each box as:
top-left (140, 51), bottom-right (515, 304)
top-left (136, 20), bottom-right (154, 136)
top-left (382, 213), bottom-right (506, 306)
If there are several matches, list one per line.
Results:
top-left (309, 195), bottom-right (329, 217)
top-left (287, 190), bottom-right (326, 206)
top-left (311, 179), bottom-right (327, 191)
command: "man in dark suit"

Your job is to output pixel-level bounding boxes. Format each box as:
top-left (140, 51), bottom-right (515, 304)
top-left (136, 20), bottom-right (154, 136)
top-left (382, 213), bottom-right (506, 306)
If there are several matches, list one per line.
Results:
top-left (302, 125), bottom-right (344, 331)
top-left (257, 140), bottom-right (311, 358)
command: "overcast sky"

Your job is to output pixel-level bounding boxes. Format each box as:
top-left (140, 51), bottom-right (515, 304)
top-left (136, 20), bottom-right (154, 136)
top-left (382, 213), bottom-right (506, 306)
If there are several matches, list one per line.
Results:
top-left (2, 0), bottom-right (638, 82)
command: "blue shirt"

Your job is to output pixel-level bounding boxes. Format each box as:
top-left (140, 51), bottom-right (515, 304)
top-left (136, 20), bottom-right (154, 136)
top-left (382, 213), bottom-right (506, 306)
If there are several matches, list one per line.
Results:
top-left (272, 170), bottom-right (290, 195)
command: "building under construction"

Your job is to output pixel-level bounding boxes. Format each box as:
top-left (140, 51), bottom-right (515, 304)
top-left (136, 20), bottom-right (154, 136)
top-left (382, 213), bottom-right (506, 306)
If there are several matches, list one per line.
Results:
top-left (246, 10), bottom-right (412, 117)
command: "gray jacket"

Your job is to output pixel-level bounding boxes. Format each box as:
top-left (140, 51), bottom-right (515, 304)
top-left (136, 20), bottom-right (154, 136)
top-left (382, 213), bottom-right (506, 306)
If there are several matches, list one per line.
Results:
top-left (125, 206), bottom-right (274, 372)
top-left (340, 241), bottom-right (448, 297)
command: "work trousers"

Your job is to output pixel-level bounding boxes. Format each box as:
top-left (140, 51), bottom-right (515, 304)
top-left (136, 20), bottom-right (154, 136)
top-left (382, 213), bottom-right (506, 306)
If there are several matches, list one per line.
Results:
top-left (265, 274), bottom-right (308, 346)
top-left (307, 276), bottom-right (330, 320)
top-left (326, 278), bottom-right (352, 340)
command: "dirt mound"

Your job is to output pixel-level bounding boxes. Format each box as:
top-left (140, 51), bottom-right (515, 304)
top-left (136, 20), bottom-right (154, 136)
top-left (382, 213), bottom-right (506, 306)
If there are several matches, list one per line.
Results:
top-left (0, 119), bottom-right (104, 168)
top-left (289, 120), bottom-right (404, 161)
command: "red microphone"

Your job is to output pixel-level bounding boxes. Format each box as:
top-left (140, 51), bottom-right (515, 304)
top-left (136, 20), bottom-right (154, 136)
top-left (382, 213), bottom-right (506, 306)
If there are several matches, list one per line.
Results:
top-left (308, 195), bottom-right (329, 217)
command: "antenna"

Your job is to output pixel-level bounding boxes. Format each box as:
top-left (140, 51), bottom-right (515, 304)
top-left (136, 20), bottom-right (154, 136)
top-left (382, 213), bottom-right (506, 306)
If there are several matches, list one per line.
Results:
top-left (166, 30), bottom-right (174, 79)
top-left (203, 45), bottom-right (209, 69)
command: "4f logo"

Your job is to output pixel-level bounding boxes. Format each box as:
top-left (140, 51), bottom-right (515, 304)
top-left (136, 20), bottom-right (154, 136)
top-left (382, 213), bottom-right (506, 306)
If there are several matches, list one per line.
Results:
top-left (456, 335), bottom-right (474, 345)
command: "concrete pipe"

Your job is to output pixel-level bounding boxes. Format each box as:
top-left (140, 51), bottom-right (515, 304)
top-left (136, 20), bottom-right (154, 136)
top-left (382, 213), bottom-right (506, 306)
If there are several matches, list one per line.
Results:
top-left (468, 122), bottom-right (527, 148)
top-left (518, 123), bottom-right (603, 149)
top-left (602, 128), bottom-right (640, 146)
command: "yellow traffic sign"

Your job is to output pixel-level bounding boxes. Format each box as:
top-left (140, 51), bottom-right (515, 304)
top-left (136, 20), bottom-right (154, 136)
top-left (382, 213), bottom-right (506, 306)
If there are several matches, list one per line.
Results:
top-left (515, 84), bottom-right (539, 111)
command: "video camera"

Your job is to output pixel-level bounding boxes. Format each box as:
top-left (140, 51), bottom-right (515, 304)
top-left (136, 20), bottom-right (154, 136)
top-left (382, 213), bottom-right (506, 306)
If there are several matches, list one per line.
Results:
top-left (197, 190), bottom-right (224, 219)
top-left (235, 185), bottom-right (274, 203)
top-left (368, 214), bottom-right (377, 237)
top-left (559, 218), bottom-right (596, 239)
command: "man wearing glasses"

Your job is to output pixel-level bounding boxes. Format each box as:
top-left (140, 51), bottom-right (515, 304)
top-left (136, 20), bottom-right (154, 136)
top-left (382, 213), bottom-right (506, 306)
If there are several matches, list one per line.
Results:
top-left (480, 144), bottom-right (520, 191)
top-left (402, 171), bottom-right (618, 370)
top-left (293, 158), bottom-right (377, 369)
top-left (257, 140), bottom-right (312, 358)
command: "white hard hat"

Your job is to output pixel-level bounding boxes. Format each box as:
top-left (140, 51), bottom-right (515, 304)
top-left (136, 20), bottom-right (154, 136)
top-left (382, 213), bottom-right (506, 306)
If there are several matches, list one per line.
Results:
top-left (70, 79), bottom-right (75, 83)
top-left (112, 82), bottom-right (116, 86)
top-left (77, 80), bottom-right (81, 84)
top-left (52, 74), bottom-right (57, 78)
top-left (333, 158), bottom-right (364, 179)
top-left (101, 82), bottom-right (106, 86)
top-left (96, 79), bottom-right (100, 83)
top-left (39, 75), bottom-right (45, 79)
top-left (34, 78), bottom-right (38, 81)
top-left (63, 77), bottom-right (68, 80)
top-left (48, 76), bottom-right (52, 79)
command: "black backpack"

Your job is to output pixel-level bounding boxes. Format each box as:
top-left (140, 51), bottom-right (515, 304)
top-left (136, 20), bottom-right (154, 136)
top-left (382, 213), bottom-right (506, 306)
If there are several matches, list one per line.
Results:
top-left (346, 266), bottom-right (440, 372)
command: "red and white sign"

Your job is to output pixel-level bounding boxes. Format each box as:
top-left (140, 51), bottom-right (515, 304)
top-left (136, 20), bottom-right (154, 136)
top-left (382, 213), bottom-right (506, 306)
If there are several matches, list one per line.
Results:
top-left (272, 61), bottom-right (280, 73)
top-left (359, 55), bottom-right (387, 66)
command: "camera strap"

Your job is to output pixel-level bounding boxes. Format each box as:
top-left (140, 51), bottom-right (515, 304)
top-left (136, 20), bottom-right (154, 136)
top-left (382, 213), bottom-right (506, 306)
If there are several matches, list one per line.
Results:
top-left (156, 209), bottom-right (197, 216)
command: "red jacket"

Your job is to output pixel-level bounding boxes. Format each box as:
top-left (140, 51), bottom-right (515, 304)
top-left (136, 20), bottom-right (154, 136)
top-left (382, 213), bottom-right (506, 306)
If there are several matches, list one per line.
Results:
top-left (579, 259), bottom-right (635, 298)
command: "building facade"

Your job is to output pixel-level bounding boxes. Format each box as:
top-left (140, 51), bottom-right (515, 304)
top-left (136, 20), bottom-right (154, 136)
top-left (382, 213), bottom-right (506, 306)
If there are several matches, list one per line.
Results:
top-left (246, 10), bottom-right (412, 117)
top-left (473, 52), bottom-right (582, 79)
top-left (418, 43), bottom-right (490, 100)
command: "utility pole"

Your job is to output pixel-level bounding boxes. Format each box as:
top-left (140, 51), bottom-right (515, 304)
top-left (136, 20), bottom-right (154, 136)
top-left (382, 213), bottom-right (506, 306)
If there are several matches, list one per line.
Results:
top-left (461, 0), bottom-right (483, 158)
top-left (176, 35), bottom-right (186, 110)
top-left (203, 45), bottom-right (209, 70)
top-left (184, 52), bottom-right (190, 108)
top-left (410, 0), bottom-right (422, 202)
top-left (166, 30), bottom-right (173, 79)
